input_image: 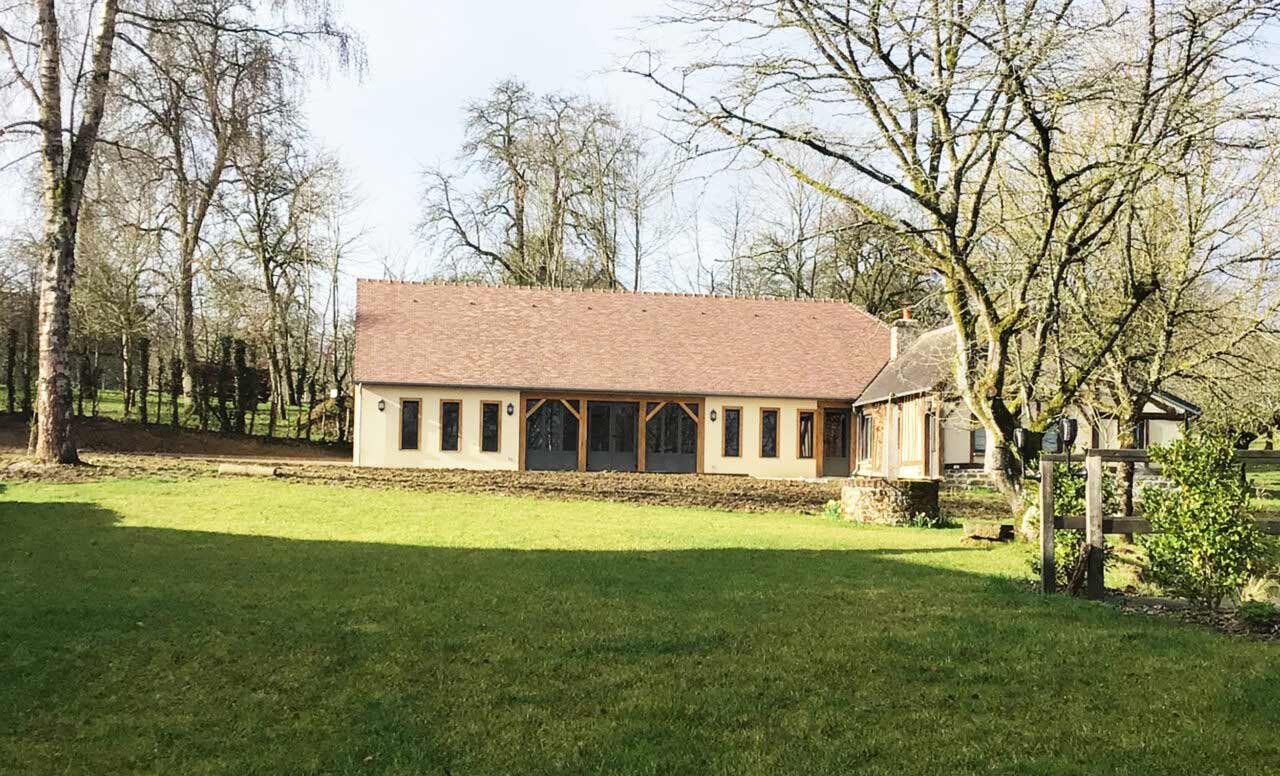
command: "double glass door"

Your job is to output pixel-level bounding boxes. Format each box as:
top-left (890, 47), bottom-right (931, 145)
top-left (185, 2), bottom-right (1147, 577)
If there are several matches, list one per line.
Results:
top-left (586, 401), bottom-right (638, 471)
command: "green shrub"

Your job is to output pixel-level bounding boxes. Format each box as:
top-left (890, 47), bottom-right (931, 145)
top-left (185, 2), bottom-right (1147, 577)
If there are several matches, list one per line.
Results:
top-left (1237, 600), bottom-right (1280, 630)
top-left (1140, 434), bottom-right (1270, 611)
top-left (822, 500), bottom-right (842, 520)
top-left (909, 511), bottom-right (953, 529)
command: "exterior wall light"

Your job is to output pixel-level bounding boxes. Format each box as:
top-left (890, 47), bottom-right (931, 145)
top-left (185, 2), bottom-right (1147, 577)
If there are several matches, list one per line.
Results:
top-left (709, 409), bottom-right (717, 422)
top-left (506, 402), bottom-right (515, 416)
top-left (377, 399), bottom-right (386, 412)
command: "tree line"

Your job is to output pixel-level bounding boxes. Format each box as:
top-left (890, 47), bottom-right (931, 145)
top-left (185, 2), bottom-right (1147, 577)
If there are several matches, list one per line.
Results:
top-left (0, 0), bottom-right (365, 460)
top-left (4, 0), bottom-right (1280, 509)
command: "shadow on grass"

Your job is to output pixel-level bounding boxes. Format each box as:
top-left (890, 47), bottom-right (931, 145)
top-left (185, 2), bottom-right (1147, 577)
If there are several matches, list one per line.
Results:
top-left (3, 502), bottom-right (1280, 776)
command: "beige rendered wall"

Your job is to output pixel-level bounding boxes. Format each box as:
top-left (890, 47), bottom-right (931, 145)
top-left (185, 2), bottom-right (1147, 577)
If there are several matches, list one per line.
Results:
top-left (354, 384), bottom-right (521, 469)
top-left (702, 396), bottom-right (822, 478)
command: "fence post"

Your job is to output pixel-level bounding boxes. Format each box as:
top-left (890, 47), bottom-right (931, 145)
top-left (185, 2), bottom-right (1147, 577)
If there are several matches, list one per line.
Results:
top-left (1085, 452), bottom-right (1105, 600)
top-left (1040, 457), bottom-right (1056, 593)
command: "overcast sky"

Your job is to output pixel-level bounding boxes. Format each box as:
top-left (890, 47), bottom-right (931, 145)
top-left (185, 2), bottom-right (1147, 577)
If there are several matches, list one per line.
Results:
top-left (306, 0), bottom-right (671, 284)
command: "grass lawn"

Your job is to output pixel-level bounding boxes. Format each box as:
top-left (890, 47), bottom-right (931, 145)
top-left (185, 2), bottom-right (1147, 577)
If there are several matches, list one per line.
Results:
top-left (0, 386), bottom-right (337, 442)
top-left (3, 478), bottom-right (1278, 775)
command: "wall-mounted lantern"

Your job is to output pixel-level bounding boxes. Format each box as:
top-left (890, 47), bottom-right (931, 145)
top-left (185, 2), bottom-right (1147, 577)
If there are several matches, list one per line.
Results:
top-left (1059, 417), bottom-right (1079, 448)
top-left (377, 399), bottom-right (386, 412)
top-left (506, 402), bottom-right (515, 416)
top-left (709, 409), bottom-right (718, 422)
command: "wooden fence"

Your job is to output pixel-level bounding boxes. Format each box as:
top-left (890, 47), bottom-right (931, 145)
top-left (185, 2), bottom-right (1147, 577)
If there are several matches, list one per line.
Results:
top-left (1038, 449), bottom-right (1280, 599)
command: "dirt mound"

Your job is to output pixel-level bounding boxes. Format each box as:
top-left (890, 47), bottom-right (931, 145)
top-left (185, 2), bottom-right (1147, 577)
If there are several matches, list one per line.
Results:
top-left (0, 446), bottom-right (840, 514)
top-left (0, 415), bottom-right (349, 460)
top-left (280, 465), bottom-right (842, 513)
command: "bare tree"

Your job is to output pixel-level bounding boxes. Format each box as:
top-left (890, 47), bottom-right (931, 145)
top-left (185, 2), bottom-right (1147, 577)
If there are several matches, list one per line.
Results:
top-left (421, 79), bottom-right (677, 289)
top-left (630, 0), bottom-right (1280, 509)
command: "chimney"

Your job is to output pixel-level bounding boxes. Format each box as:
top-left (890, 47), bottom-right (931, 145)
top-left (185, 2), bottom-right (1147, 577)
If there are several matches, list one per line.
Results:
top-left (889, 307), bottom-right (920, 362)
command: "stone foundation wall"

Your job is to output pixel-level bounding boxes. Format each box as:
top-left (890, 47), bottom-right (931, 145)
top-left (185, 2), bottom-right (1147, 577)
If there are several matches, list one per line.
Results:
top-left (841, 477), bottom-right (941, 526)
top-left (943, 467), bottom-right (992, 490)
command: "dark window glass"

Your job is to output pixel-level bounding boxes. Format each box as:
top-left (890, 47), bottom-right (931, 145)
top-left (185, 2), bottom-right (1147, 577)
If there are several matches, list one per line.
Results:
top-left (526, 401), bottom-right (579, 452)
top-left (824, 412), bottom-right (849, 457)
top-left (798, 411), bottom-right (815, 458)
top-left (646, 403), bottom-right (697, 455)
top-left (482, 402), bottom-right (500, 452)
top-left (441, 401), bottom-right (460, 451)
top-left (590, 404), bottom-right (611, 452)
top-left (972, 427), bottom-right (987, 457)
top-left (681, 404), bottom-right (698, 454)
top-left (723, 408), bottom-right (741, 457)
top-left (400, 400), bottom-right (420, 450)
top-left (761, 409), bottom-right (778, 458)
top-left (612, 404), bottom-right (637, 453)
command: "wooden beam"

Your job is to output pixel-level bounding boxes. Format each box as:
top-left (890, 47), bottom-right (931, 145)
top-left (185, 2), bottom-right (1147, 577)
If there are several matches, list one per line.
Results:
top-left (646, 401), bottom-right (667, 422)
top-left (677, 402), bottom-right (698, 423)
top-left (578, 402), bottom-right (588, 472)
top-left (638, 408), bottom-right (647, 473)
top-left (518, 393), bottom-right (527, 471)
top-left (524, 398), bottom-right (546, 419)
top-left (1039, 457), bottom-right (1056, 593)
top-left (560, 398), bottom-right (581, 420)
top-left (1085, 453), bottom-right (1105, 600)
top-left (1054, 516), bottom-right (1280, 536)
top-left (696, 401), bottom-right (705, 474)
top-left (814, 408), bottom-right (824, 478)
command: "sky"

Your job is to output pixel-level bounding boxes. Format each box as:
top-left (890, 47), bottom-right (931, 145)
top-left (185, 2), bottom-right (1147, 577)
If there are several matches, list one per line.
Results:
top-left (304, 0), bottom-right (673, 285)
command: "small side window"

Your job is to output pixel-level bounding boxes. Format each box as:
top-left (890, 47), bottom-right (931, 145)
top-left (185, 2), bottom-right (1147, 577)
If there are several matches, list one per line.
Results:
top-left (481, 402), bottom-right (501, 453)
top-left (723, 407), bottom-right (741, 457)
top-left (400, 399), bottom-right (421, 450)
top-left (761, 408), bottom-right (779, 458)
top-left (441, 400), bottom-right (461, 452)
top-left (798, 411), bottom-right (815, 459)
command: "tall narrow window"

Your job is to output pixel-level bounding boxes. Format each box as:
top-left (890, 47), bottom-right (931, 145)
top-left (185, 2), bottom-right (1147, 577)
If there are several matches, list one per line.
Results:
top-left (722, 407), bottom-right (741, 457)
top-left (481, 401), bottom-right (501, 452)
top-left (761, 408), bottom-right (779, 458)
top-left (798, 411), bottom-right (815, 459)
top-left (400, 399), bottom-right (420, 450)
top-left (441, 400), bottom-right (461, 452)
top-left (971, 427), bottom-right (987, 462)
top-left (856, 413), bottom-right (874, 461)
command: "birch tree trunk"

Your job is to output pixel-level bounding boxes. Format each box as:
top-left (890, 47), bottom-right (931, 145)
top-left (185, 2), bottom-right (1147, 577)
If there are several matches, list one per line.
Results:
top-left (32, 0), bottom-right (120, 464)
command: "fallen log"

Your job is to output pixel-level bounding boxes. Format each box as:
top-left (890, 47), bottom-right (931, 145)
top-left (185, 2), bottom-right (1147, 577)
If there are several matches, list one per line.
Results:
top-left (217, 463), bottom-right (281, 478)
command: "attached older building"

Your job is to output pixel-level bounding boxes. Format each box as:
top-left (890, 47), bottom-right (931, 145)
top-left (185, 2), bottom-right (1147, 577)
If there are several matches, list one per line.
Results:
top-left (851, 315), bottom-right (1200, 482)
top-left (352, 280), bottom-right (890, 477)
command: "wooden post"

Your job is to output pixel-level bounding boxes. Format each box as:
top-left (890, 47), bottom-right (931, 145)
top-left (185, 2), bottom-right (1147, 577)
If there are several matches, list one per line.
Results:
top-left (1084, 452), bottom-right (1105, 600)
top-left (637, 401), bottom-right (647, 473)
top-left (1039, 457), bottom-right (1056, 593)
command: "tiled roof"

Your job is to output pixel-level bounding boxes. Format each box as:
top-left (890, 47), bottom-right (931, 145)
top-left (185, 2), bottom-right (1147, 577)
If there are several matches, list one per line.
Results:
top-left (354, 280), bottom-right (891, 400)
top-left (854, 324), bottom-right (956, 406)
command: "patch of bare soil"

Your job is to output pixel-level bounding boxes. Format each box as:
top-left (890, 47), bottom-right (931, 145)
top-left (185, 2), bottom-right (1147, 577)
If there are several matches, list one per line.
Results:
top-left (0, 415), bottom-right (349, 461)
top-left (1115, 596), bottom-right (1280, 643)
top-left (0, 444), bottom-right (842, 513)
top-left (278, 465), bottom-right (843, 513)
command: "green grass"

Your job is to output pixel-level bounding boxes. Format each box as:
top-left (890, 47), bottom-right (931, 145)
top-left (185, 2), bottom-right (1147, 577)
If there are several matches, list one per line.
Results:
top-left (1, 385), bottom-right (340, 442)
top-left (3, 478), bottom-right (1278, 775)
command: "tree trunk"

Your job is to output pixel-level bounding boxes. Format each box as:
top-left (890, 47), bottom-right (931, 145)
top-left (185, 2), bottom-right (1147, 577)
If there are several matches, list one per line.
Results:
top-left (31, 0), bottom-right (120, 464)
top-left (170, 357), bottom-right (182, 428)
top-left (34, 238), bottom-right (81, 463)
top-left (120, 330), bottom-right (133, 419)
top-left (5, 328), bottom-right (15, 414)
top-left (22, 314), bottom-right (35, 416)
top-left (138, 337), bottom-right (150, 424)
